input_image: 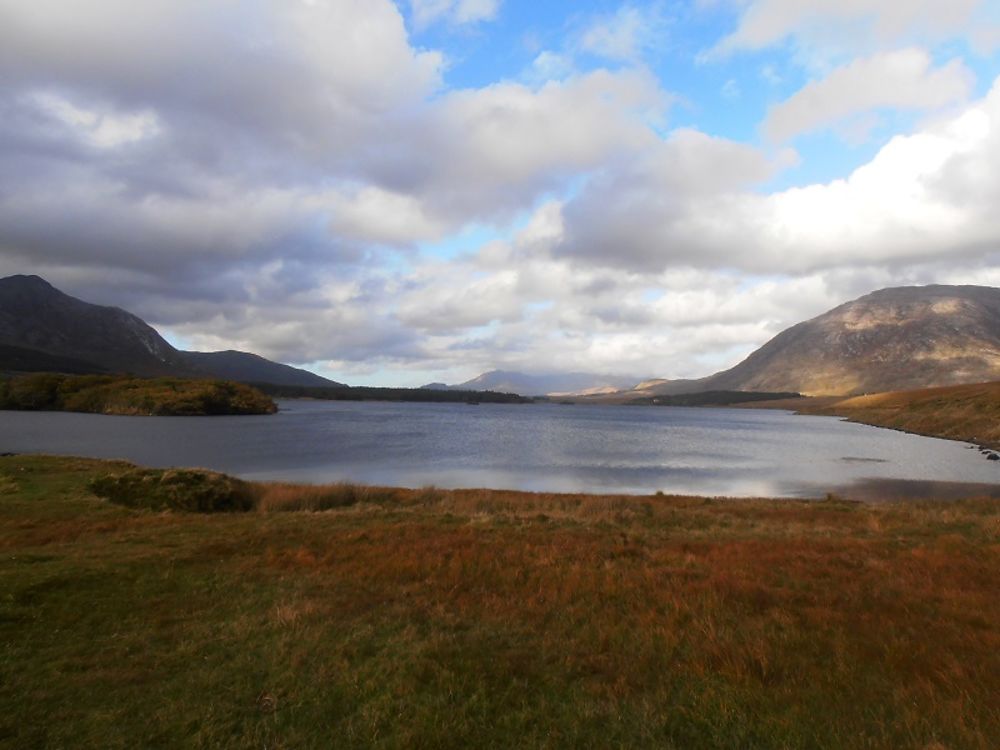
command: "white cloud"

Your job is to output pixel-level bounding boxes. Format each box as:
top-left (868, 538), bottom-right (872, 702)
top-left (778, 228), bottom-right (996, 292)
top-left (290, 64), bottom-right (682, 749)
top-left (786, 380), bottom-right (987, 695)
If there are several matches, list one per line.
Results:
top-left (410, 0), bottom-right (500, 29)
top-left (420, 70), bottom-right (666, 221)
top-left (579, 4), bottom-right (668, 63)
top-left (328, 187), bottom-right (447, 246)
top-left (32, 92), bottom-right (160, 148)
top-left (710, 0), bottom-right (991, 60)
top-left (0, 0), bottom-right (444, 158)
top-left (0, 0), bottom-right (669, 280)
top-left (764, 49), bottom-right (974, 142)
top-left (527, 52), bottom-right (575, 83)
top-left (560, 76), bottom-right (1000, 275)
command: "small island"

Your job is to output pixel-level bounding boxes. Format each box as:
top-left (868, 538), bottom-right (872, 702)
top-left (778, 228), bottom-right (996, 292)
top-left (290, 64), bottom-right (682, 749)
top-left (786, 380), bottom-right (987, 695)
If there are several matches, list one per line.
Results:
top-left (0, 373), bottom-right (277, 416)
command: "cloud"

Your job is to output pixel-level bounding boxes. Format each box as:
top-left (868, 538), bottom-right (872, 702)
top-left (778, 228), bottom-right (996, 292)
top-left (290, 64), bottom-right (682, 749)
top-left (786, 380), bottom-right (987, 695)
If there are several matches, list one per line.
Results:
top-left (0, 0), bottom-right (445, 168)
top-left (328, 187), bottom-right (448, 246)
top-left (709, 0), bottom-right (992, 60)
top-left (764, 49), bottom-right (974, 142)
top-left (579, 4), bottom-right (668, 63)
top-left (559, 76), bottom-right (1000, 275)
top-left (417, 70), bottom-right (667, 222)
top-left (31, 93), bottom-right (160, 149)
top-left (556, 128), bottom-right (794, 270)
top-left (410, 0), bottom-right (500, 29)
top-left (0, 0), bottom-right (668, 286)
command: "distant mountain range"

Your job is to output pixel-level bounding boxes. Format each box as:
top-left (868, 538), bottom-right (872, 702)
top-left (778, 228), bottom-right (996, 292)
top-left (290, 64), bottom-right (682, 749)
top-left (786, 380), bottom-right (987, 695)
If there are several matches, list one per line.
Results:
top-left (448, 285), bottom-right (1000, 400)
top-left (4, 276), bottom-right (999, 399)
top-left (0, 275), bottom-right (341, 388)
top-left (424, 370), bottom-right (645, 397)
top-left (609, 285), bottom-right (1000, 399)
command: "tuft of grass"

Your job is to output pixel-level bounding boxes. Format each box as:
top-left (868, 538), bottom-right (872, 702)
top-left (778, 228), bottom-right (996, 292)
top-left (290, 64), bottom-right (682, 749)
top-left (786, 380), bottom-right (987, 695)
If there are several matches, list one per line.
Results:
top-left (88, 467), bottom-right (255, 513)
top-left (252, 481), bottom-right (398, 512)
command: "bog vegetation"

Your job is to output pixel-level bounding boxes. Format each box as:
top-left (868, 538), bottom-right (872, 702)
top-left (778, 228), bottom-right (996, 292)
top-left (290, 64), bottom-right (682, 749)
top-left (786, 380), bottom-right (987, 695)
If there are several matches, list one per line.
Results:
top-left (0, 373), bottom-right (276, 416)
top-left (797, 380), bottom-right (1000, 448)
top-left (2, 455), bottom-right (998, 748)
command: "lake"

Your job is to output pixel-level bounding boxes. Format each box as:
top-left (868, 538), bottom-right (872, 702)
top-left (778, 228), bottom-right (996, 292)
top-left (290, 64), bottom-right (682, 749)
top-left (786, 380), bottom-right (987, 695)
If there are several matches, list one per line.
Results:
top-left (1, 400), bottom-right (997, 497)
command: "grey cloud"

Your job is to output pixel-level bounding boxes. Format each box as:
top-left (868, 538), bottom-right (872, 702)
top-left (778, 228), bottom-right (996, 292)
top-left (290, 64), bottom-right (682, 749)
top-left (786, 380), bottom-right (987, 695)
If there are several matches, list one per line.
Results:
top-left (557, 130), bottom-right (783, 271)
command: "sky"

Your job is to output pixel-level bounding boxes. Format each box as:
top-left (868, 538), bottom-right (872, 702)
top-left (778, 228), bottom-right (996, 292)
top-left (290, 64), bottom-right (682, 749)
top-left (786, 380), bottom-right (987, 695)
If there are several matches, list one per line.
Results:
top-left (1, 0), bottom-right (1000, 387)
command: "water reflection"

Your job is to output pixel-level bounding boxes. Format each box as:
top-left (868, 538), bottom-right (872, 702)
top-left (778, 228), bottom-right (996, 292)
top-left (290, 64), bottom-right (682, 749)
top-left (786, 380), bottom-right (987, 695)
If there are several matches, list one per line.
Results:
top-left (0, 400), bottom-right (997, 497)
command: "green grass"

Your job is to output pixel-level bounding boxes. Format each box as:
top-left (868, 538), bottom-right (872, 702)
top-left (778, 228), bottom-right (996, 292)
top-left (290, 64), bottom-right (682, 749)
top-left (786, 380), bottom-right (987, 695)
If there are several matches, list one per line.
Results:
top-left (1, 455), bottom-right (999, 748)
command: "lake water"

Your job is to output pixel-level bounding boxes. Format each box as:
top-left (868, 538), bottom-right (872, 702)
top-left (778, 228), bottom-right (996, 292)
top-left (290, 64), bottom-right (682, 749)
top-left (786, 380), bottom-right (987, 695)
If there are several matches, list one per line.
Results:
top-left (1, 400), bottom-right (997, 497)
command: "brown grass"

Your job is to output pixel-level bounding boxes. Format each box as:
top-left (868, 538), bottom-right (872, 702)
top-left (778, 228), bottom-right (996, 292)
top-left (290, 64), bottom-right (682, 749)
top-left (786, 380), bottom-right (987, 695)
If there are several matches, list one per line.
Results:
top-left (744, 380), bottom-right (1000, 449)
top-left (3, 454), bottom-right (1000, 748)
top-left (252, 481), bottom-right (406, 512)
top-left (810, 380), bottom-right (1000, 448)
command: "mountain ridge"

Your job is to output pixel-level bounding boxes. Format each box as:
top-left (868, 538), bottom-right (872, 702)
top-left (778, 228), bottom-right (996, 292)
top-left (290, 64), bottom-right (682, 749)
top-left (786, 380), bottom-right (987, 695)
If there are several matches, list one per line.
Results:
top-left (619, 284), bottom-right (1000, 398)
top-left (0, 275), bottom-right (342, 388)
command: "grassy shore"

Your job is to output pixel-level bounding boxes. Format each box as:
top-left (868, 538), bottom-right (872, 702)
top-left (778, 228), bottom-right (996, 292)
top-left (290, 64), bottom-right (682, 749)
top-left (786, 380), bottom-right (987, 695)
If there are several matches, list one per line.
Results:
top-left (808, 381), bottom-right (1000, 449)
top-left (2, 455), bottom-right (999, 748)
top-left (747, 381), bottom-right (1000, 450)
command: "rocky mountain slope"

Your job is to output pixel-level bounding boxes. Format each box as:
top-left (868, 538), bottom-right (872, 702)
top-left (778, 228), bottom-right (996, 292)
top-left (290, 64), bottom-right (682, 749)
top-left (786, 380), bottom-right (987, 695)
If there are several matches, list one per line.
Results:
top-left (0, 275), bottom-right (341, 387)
top-left (0, 275), bottom-right (190, 376)
top-left (634, 285), bottom-right (1000, 397)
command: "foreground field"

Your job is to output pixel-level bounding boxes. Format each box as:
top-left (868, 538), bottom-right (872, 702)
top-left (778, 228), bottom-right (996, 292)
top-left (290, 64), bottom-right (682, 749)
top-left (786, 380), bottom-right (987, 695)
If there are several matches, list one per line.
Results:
top-left (1, 456), bottom-right (999, 748)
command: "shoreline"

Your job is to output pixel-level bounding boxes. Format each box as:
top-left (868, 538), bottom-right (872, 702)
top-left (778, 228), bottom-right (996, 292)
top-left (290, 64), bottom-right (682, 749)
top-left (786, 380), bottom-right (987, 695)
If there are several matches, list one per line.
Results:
top-left (5, 452), bottom-right (1000, 505)
top-left (735, 381), bottom-right (1000, 453)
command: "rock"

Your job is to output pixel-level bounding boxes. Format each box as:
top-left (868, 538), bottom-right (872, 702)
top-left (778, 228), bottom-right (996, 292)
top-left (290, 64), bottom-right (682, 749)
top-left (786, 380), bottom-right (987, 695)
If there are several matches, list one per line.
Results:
top-left (987, 453), bottom-right (1000, 461)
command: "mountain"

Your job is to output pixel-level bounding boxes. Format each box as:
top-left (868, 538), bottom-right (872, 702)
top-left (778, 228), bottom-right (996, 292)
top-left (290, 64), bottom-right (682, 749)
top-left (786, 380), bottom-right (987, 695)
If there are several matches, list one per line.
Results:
top-left (0, 274), bottom-right (342, 387)
top-left (630, 285), bottom-right (1000, 398)
top-left (0, 275), bottom-right (191, 376)
top-left (180, 350), bottom-right (337, 388)
top-left (427, 370), bottom-right (644, 397)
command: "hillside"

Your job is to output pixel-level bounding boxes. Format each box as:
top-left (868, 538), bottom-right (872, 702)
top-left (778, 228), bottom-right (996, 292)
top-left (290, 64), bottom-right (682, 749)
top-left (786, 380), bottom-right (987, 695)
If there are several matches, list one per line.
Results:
top-left (801, 380), bottom-right (1000, 450)
top-left (180, 350), bottom-right (337, 388)
top-left (0, 275), bottom-right (340, 388)
top-left (630, 285), bottom-right (1000, 397)
top-left (0, 275), bottom-right (191, 376)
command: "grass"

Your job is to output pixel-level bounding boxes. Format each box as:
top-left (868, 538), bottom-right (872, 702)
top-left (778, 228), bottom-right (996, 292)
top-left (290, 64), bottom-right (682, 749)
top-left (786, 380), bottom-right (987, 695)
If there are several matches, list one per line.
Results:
top-left (744, 380), bottom-right (1000, 450)
top-left (1, 455), bottom-right (999, 748)
top-left (804, 381), bottom-right (1000, 449)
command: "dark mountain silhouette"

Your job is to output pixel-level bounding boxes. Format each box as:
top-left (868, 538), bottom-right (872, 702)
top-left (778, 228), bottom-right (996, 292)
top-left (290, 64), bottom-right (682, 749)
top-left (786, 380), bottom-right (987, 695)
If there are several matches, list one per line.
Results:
top-left (0, 275), bottom-right (342, 387)
top-left (180, 350), bottom-right (336, 388)
top-left (0, 275), bottom-right (190, 376)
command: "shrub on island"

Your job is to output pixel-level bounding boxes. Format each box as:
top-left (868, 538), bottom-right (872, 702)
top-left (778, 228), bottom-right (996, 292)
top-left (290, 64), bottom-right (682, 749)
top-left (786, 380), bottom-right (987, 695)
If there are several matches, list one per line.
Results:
top-left (0, 373), bottom-right (277, 416)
